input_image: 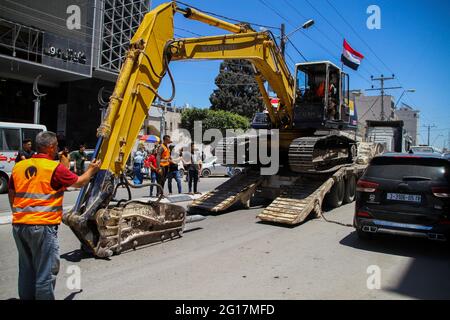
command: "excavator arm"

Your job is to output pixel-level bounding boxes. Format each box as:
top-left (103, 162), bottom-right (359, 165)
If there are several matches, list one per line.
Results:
top-left (63, 2), bottom-right (296, 257)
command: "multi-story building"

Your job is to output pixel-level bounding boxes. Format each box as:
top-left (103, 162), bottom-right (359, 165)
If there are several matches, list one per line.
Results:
top-left (144, 104), bottom-right (182, 138)
top-left (0, 0), bottom-right (151, 149)
top-left (349, 91), bottom-right (397, 137)
top-left (395, 103), bottom-right (420, 145)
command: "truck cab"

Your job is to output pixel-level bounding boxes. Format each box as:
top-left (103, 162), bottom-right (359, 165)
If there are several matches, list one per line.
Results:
top-left (293, 61), bottom-right (357, 131)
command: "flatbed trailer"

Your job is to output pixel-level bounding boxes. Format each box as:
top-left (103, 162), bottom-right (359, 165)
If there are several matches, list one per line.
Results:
top-left (188, 141), bottom-right (379, 224)
top-left (188, 164), bottom-right (367, 225)
top-left (257, 164), bottom-right (366, 224)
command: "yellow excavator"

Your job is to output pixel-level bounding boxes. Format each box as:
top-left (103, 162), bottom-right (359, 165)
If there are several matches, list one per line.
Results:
top-left (63, 2), bottom-right (363, 257)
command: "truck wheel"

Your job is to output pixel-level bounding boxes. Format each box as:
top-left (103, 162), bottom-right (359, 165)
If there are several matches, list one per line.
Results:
top-left (0, 176), bottom-right (8, 194)
top-left (343, 175), bottom-right (356, 204)
top-left (325, 178), bottom-right (344, 209)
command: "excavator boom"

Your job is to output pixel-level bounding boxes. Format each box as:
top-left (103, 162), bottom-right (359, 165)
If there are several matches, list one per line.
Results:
top-left (63, 2), bottom-right (297, 257)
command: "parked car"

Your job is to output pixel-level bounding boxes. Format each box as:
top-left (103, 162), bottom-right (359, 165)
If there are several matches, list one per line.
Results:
top-left (354, 153), bottom-right (449, 242)
top-left (69, 149), bottom-right (95, 173)
top-left (409, 145), bottom-right (442, 154)
top-left (201, 156), bottom-right (243, 178)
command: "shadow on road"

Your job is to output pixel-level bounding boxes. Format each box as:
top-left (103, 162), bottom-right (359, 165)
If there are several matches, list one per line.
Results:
top-left (64, 289), bottom-right (83, 300)
top-left (61, 249), bottom-right (100, 262)
top-left (340, 231), bottom-right (450, 299)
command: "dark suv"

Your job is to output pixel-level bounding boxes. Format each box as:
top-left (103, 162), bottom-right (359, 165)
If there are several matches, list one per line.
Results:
top-left (354, 153), bottom-right (450, 242)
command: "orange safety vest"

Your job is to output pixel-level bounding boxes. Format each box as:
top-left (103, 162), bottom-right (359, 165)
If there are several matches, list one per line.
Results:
top-left (160, 144), bottom-right (170, 167)
top-left (12, 157), bottom-right (64, 225)
top-left (316, 81), bottom-right (333, 97)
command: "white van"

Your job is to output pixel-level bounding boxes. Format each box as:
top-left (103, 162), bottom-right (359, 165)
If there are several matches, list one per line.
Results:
top-left (0, 122), bottom-right (47, 193)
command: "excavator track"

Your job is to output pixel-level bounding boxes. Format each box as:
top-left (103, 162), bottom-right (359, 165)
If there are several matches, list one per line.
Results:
top-left (188, 170), bottom-right (263, 213)
top-left (289, 133), bottom-right (356, 173)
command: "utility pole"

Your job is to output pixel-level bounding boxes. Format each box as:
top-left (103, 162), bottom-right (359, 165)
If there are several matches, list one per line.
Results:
top-left (423, 124), bottom-right (436, 146)
top-left (280, 23), bottom-right (286, 57)
top-left (366, 75), bottom-right (401, 121)
top-left (447, 129), bottom-right (450, 150)
top-left (32, 75), bottom-right (47, 124)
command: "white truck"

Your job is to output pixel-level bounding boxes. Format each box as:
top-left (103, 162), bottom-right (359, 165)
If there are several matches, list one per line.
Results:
top-left (0, 122), bottom-right (47, 193)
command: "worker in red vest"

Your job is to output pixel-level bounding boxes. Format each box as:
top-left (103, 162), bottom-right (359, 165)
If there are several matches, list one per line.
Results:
top-left (9, 131), bottom-right (101, 300)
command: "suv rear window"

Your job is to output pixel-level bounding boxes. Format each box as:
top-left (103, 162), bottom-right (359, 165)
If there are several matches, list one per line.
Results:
top-left (365, 157), bottom-right (449, 182)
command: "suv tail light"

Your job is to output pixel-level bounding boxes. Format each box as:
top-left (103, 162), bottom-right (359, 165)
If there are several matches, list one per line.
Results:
top-left (432, 187), bottom-right (450, 198)
top-left (356, 211), bottom-right (373, 218)
top-left (356, 180), bottom-right (379, 193)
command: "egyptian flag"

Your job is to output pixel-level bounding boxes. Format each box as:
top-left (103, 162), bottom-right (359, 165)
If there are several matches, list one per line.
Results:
top-left (341, 39), bottom-right (364, 71)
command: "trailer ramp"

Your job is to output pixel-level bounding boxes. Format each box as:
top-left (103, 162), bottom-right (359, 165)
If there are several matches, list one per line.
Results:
top-left (188, 170), bottom-right (263, 213)
top-left (257, 178), bottom-right (328, 224)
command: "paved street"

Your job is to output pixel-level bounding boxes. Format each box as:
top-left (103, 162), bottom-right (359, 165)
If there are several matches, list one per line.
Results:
top-left (1, 176), bottom-right (449, 300)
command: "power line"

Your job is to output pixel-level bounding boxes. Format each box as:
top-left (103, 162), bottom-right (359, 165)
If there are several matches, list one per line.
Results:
top-left (174, 0), bottom-right (281, 31)
top-left (302, 0), bottom-right (383, 76)
top-left (423, 124), bottom-right (437, 146)
top-left (366, 75), bottom-right (402, 120)
top-left (287, 38), bottom-right (307, 62)
top-left (324, 1), bottom-right (418, 109)
top-left (358, 95), bottom-right (381, 123)
top-left (174, 27), bottom-right (203, 37)
top-left (258, 0), bottom-right (372, 86)
top-left (282, 0), bottom-right (373, 80)
top-left (325, 0), bottom-right (394, 75)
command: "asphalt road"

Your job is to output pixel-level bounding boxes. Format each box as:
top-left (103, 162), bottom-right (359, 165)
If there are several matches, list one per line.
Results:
top-left (1, 177), bottom-right (449, 300)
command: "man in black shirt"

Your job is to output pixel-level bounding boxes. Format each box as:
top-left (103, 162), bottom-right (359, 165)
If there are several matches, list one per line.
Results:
top-left (15, 139), bottom-right (34, 163)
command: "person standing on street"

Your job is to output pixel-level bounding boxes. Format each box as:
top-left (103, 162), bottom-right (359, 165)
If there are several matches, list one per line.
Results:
top-left (167, 145), bottom-right (182, 195)
top-left (15, 139), bottom-right (34, 163)
top-left (156, 135), bottom-right (171, 195)
top-left (187, 143), bottom-right (202, 195)
top-left (145, 147), bottom-right (159, 197)
top-left (132, 143), bottom-right (146, 185)
top-left (8, 131), bottom-right (101, 300)
top-left (72, 144), bottom-right (88, 176)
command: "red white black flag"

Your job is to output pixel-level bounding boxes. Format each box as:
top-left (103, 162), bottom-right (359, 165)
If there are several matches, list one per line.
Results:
top-left (341, 39), bottom-right (364, 70)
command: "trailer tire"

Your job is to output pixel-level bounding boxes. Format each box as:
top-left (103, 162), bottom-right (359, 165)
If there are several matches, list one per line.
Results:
top-left (0, 175), bottom-right (8, 194)
top-left (343, 174), bottom-right (356, 204)
top-left (325, 178), bottom-right (345, 209)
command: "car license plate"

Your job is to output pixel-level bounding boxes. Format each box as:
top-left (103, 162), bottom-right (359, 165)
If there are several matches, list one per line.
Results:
top-left (386, 193), bottom-right (421, 203)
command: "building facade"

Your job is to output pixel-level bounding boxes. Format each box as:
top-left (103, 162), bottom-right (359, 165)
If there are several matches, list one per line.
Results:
top-left (0, 0), bottom-right (151, 149)
top-left (350, 91), bottom-right (396, 137)
top-left (395, 103), bottom-right (420, 146)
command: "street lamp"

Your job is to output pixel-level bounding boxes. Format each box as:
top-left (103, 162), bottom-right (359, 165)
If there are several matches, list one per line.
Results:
top-left (280, 19), bottom-right (314, 57)
top-left (284, 19), bottom-right (315, 39)
top-left (394, 88), bottom-right (416, 109)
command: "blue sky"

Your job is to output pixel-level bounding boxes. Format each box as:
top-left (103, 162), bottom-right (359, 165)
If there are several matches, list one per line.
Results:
top-left (151, 0), bottom-right (450, 148)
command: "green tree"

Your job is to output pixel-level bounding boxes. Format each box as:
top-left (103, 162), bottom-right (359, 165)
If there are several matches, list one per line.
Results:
top-left (181, 108), bottom-right (249, 142)
top-left (209, 60), bottom-right (264, 118)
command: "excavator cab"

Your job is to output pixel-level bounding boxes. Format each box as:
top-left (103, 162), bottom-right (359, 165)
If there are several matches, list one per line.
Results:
top-left (293, 61), bottom-right (355, 130)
